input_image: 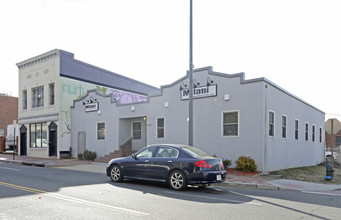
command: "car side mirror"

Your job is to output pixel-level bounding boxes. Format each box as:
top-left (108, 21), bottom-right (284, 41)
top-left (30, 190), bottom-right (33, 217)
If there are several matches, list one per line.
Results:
top-left (132, 154), bottom-right (137, 160)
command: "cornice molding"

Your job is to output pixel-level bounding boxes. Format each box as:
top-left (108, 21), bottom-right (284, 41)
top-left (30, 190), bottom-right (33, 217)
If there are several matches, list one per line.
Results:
top-left (16, 49), bottom-right (61, 70)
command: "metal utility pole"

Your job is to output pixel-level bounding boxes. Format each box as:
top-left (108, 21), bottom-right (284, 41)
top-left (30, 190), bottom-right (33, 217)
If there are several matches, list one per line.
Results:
top-left (188, 0), bottom-right (194, 146)
top-left (13, 120), bottom-right (16, 160)
top-left (331, 119), bottom-right (334, 166)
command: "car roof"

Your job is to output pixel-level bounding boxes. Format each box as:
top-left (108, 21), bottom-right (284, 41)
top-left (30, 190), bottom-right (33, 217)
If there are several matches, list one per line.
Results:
top-left (147, 144), bottom-right (189, 149)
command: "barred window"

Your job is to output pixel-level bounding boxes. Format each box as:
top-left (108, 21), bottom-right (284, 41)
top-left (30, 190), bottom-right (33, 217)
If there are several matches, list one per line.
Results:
top-left (269, 111), bottom-right (275, 137)
top-left (305, 123), bottom-right (309, 141)
top-left (319, 127), bottom-right (322, 143)
top-left (282, 115), bottom-right (287, 139)
top-left (295, 120), bottom-right (299, 140)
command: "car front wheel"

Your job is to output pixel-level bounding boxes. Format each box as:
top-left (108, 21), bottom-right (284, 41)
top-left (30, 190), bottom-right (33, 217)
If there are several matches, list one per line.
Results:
top-left (110, 165), bottom-right (123, 182)
top-left (168, 170), bottom-right (187, 191)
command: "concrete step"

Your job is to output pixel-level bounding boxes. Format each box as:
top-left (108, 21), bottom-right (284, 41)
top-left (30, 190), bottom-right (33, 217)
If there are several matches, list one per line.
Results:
top-left (95, 151), bottom-right (123, 163)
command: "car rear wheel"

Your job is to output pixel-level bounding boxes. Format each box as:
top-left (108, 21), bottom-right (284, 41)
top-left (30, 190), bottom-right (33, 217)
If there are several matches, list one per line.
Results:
top-left (169, 170), bottom-right (187, 191)
top-left (110, 165), bottom-right (123, 182)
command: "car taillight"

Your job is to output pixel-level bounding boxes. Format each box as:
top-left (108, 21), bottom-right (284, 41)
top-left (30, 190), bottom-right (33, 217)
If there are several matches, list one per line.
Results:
top-left (194, 160), bottom-right (212, 168)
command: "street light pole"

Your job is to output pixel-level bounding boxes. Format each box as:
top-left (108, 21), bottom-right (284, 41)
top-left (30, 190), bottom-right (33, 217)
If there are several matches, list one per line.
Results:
top-left (13, 120), bottom-right (16, 160)
top-left (188, 0), bottom-right (194, 146)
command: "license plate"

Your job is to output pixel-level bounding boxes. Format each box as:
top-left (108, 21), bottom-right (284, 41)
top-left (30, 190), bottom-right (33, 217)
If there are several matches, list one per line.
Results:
top-left (216, 174), bottom-right (222, 181)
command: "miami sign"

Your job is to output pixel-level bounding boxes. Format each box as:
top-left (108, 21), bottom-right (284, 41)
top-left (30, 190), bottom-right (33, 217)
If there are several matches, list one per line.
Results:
top-left (181, 84), bottom-right (217, 100)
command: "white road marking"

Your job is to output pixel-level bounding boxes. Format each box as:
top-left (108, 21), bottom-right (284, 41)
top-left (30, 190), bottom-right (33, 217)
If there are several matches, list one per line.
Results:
top-left (0, 167), bottom-right (20, 171)
top-left (164, 191), bottom-right (262, 205)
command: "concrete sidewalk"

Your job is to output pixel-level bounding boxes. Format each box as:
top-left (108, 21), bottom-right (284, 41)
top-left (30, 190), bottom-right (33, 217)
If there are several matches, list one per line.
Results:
top-left (1, 154), bottom-right (341, 192)
top-left (0, 153), bottom-right (93, 167)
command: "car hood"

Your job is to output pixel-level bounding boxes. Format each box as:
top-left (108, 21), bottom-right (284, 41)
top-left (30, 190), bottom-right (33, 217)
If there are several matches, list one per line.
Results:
top-left (108, 156), bottom-right (133, 164)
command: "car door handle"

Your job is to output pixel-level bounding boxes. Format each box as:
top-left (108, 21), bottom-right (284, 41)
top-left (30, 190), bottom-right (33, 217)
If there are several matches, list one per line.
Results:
top-left (167, 161), bottom-right (173, 163)
top-left (144, 160), bottom-right (149, 162)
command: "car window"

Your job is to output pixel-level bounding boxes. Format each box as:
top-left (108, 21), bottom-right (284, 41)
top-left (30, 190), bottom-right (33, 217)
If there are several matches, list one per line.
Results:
top-left (155, 147), bottom-right (179, 158)
top-left (182, 146), bottom-right (210, 158)
top-left (136, 147), bottom-right (157, 158)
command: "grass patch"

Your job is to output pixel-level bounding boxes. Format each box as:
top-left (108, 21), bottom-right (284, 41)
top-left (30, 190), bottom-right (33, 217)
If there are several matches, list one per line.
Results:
top-left (263, 162), bottom-right (341, 184)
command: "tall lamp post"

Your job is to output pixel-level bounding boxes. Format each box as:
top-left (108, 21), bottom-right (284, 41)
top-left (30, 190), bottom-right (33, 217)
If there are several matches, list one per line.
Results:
top-left (13, 120), bottom-right (16, 160)
top-left (188, 0), bottom-right (194, 146)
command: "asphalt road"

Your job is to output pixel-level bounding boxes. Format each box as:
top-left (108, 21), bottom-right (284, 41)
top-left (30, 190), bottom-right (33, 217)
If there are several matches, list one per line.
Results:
top-left (1, 162), bottom-right (341, 220)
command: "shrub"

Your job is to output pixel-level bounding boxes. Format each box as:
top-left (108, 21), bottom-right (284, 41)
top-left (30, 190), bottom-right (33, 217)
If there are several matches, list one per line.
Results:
top-left (84, 150), bottom-right (97, 161)
top-left (235, 156), bottom-right (257, 172)
top-left (77, 153), bottom-right (84, 160)
top-left (222, 159), bottom-right (232, 169)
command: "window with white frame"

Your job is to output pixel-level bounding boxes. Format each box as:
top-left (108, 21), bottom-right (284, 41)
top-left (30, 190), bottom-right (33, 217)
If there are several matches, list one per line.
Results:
top-left (222, 111), bottom-right (239, 137)
top-left (22, 90), bottom-right (27, 110)
top-left (282, 115), bottom-right (287, 139)
top-left (132, 122), bottom-right (142, 140)
top-left (312, 125), bottom-right (315, 142)
top-left (157, 117), bottom-right (165, 139)
top-left (305, 123), bottom-right (309, 141)
top-left (49, 83), bottom-right (55, 105)
top-left (269, 111), bottom-right (275, 137)
top-left (32, 86), bottom-right (44, 108)
top-left (295, 120), bottom-right (299, 140)
top-left (97, 122), bottom-right (105, 140)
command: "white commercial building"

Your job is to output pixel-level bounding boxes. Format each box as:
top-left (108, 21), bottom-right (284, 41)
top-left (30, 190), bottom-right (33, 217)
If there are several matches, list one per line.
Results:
top-left (17, 49), bottom-right (159, 158)
top-left (71, 66), bottom-right (325, 172)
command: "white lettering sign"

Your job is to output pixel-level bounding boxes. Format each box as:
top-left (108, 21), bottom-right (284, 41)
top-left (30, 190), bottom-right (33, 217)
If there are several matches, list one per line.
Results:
top-left (85, 103), bottom-right (99, 112)
top-left (181, 85), bottom-right (217, 100)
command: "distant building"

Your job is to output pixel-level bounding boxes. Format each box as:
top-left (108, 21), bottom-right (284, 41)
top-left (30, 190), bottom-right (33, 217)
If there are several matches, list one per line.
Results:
top-left (71, 66), bottom-right (325, 172)
top-left (5, 124), bottom-right (19, 152)
top-left (0, 94), bottom-right (18, 153)
top-left (17, 49), bottom-right (160, 158)
top-left (0, 94), bottom-right (18, 137)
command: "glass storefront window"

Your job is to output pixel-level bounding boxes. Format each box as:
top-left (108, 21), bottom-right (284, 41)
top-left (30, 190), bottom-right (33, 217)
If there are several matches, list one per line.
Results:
top-left (30, 122), bottom-right (47, 148)
top-left (42, 123), bottom-right (48, 147)
top-left (30, 124), bottom-right (36, 148)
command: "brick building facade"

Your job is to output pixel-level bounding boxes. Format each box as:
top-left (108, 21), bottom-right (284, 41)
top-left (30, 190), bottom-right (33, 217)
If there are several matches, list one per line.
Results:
top-left (0, 94), bottom-right (18, 137)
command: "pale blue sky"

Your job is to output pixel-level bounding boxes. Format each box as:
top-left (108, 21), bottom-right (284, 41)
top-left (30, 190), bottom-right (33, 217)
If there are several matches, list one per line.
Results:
top-left (1, 0), bottom-right (340, 120)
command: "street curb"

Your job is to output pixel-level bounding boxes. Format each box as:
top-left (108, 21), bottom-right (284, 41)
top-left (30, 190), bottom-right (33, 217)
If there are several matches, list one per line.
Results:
top-left (0, 159), bottom-right (94, 168)
top-left (0, 159), bottom-right (23, 165)
top-left (220, 181), bottom-right (290, 191)
top-left (1, 159), bottom-right (47, 167)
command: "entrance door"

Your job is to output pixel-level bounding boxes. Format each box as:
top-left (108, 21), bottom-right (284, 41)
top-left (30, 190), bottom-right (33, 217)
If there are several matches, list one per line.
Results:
top-left (20, 125), bottom-right (27, 156)
top-left (132, 119), bottom-right (147, 151)
top-left (77, 131), bottom-right (86, 156)
top-left (48, 122), bottom-right (57, 157)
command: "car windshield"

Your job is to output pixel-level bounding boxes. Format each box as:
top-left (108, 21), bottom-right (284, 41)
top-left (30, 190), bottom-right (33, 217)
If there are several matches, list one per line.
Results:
top-left (182, 146), bottom-right (210, 158)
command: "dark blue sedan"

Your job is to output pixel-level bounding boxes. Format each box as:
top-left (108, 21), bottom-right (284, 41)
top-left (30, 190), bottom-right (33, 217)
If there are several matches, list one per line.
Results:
top-left (106, 144), bottom-right (227, 190)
